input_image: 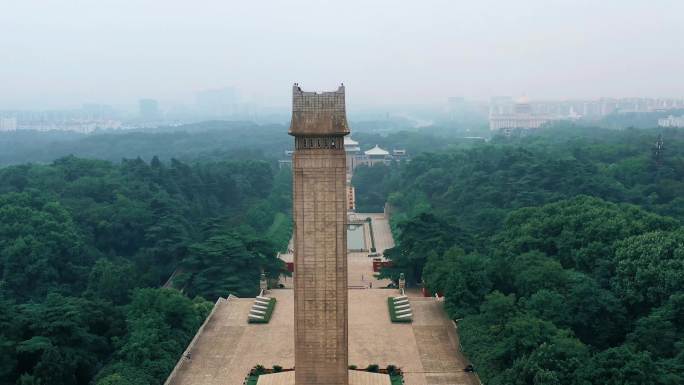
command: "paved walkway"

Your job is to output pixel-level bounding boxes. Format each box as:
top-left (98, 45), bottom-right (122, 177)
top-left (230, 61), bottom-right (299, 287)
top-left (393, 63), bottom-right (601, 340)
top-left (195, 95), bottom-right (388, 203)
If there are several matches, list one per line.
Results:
top-left (348, 213), bottom-right (394, 289)
top-left (280, 213), bottom-right (394, 289)
top-left (166, 212), bottom-right (477, 385)
top-left (348, 251), bottom-right (391, 288)
top-left (349, 292), bottom-right (477, 385)
top-left (362, 213), bottom-right (395, 255)
top-left (165, 291), bottom-right (295, 385)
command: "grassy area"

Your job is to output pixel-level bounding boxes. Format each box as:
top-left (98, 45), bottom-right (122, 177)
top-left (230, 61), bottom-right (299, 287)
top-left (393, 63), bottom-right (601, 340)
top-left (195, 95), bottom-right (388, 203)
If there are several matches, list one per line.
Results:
top-left (387, 297), bottom-right (412, 323)
top-left (245, 375), bottom-right (259, 385)
top-left (248, 298), bottom-right (277, 324)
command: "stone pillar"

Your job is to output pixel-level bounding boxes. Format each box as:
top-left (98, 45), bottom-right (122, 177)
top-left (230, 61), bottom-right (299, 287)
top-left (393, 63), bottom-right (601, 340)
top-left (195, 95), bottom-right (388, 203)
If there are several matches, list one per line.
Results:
top-left (259, 272), bottom-right (268, 293)
top-left (399, 273), bottom-right (406, 292)
top-left (290, 83), bottom-right (349, 385)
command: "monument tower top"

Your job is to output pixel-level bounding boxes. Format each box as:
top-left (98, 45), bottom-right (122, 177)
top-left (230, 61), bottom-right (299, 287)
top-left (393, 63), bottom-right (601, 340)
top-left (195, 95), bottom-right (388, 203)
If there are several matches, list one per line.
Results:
top-left (289, 83), bottom-right (350, 136)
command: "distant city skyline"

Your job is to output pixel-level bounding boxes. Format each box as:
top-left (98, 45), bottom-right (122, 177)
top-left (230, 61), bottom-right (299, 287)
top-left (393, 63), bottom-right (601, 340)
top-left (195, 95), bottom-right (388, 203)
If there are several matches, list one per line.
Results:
top-left (2, 93), bottom-right (683, 135)
top-left (2, 1), bottom-right (684, 109)
top-left (2, 92), bottom-right (684, 114)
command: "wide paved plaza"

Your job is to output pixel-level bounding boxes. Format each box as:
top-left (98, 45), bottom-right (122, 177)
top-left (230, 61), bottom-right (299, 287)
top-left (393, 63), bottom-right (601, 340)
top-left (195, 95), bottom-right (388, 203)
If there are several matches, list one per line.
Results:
top-left (164, 213), bottom-right (478, 385)
top-left (165, 289), bottom-right (478, 385)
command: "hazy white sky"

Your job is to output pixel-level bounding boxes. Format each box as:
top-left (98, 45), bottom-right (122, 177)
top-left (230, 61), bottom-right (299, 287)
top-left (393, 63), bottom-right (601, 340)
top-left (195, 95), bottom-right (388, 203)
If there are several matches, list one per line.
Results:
top-left (1, 0), bottom-right (683, 109)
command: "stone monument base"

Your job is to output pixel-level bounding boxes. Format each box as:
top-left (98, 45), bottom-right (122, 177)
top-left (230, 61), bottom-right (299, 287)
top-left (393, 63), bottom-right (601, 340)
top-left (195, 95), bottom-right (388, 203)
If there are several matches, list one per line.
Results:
top-left (256, 370), bottom-right (391, 385)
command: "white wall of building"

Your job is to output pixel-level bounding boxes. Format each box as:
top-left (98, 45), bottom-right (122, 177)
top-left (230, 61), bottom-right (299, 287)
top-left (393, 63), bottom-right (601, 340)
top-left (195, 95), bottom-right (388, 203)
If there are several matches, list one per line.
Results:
top-left (658, 115), bottom-right (684, 128)
top-left (0, 117), bottom-right (17, 131)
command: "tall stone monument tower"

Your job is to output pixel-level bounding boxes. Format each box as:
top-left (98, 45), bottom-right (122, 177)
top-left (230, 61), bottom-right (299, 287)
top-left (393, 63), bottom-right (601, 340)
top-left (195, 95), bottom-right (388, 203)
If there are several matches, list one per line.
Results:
top-left (290, 83), bottom-right (349, 385)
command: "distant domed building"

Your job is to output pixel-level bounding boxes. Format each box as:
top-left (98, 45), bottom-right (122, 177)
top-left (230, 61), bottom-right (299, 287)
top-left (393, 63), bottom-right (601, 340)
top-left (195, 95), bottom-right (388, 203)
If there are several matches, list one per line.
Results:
top-left (364, 144), bottom-right (389, 156)
top-left (361, 145), bottom-right (391, 167)
top-left (346, 141), bottom-right (408, 169)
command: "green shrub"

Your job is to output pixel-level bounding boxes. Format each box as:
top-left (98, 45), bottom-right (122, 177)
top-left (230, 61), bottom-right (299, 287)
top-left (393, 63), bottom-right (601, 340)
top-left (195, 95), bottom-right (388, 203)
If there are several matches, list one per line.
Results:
top-left (251, 365), bottom-right (266, 375)
top-left (390, 374), bottom-right (404, 385)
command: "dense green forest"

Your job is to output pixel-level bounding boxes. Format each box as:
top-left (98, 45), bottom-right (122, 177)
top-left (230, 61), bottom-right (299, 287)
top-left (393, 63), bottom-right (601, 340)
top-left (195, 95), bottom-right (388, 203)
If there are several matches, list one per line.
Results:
top-left (0, 155), bottom-right (291, 385)
top-left (4, 120), bottom-right (684, 384)
top-left (0, 117), bottom-right (493, 170)
top-left (0, 121), bottom-right (476, 167)
top-left (356, 126), bottom-right (684, 384)
top-left (0, 122), bottom-right (291, 165)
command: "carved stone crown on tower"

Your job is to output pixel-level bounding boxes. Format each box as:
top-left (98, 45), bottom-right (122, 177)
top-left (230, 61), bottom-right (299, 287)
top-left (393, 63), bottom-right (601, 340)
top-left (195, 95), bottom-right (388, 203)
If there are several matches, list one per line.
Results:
top-left (289, 83), bottom-right (350, 136)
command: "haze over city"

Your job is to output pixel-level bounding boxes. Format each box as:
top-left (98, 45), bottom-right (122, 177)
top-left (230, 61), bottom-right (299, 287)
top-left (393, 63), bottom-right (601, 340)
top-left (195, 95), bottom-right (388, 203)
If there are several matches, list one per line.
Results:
top-left (2, 0), bottom-right (683, 110)
top-left (3, 2), bottom-right (684, 385)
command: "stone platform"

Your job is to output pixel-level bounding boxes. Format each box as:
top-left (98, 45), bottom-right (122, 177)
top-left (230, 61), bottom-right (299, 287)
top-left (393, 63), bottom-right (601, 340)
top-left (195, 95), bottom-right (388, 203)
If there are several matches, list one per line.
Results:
top-left (256, 371), bottom-right (390, 385)
top-left (164, 290), bottom-right (478, 385)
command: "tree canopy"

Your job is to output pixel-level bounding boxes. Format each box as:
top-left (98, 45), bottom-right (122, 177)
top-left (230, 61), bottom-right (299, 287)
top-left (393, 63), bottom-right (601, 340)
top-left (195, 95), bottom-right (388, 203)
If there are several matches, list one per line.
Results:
top-left (0, 155), bottom-right (291, 385)
top-left (359, 126), bottom-right (684, 384)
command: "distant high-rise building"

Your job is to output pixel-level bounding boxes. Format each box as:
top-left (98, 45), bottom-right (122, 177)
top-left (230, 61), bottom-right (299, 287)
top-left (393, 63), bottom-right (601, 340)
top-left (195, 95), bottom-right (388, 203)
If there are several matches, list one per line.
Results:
top-left (0, 117), bottom-right (17, 131)
top-left (195, 87), bottom-right (239, 117)
top-left (513, 96), bottom-right (532, 114)
top-left (489, 96), bottom-right (515, 115)
top-left (138, 99), bottom-right (159, 120)
top-left (489, 96), bottom-right (561, 135)
top-left (82, 103), bottom-right (115, 120)
top-left (447, 97), bottom-right (467, 120)
top-left (486, 97), bottom-right (684, 126)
